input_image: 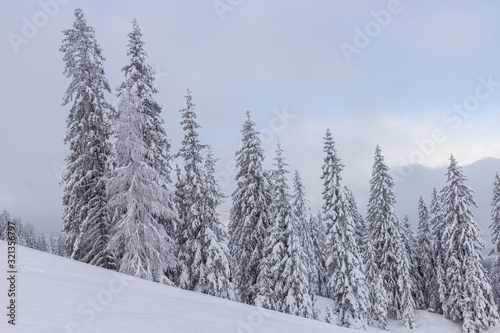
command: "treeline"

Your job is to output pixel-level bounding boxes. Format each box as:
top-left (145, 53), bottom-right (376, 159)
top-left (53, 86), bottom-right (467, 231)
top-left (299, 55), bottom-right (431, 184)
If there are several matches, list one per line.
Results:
top-left (0, 210), bottom-right (67, 257)
top-left (20, 7), bottom-right (500, 333)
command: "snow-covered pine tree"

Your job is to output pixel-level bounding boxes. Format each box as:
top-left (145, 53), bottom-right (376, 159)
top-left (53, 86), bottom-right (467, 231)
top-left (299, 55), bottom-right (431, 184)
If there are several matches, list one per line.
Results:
top-left (490, 173), bottom-right (500, 308)
top-left (401, 215), bottom-right (424, 310)
top-left (120, 18), bottom-right (177, 231)
top-left (60, 8), bottom-right (113, 268)
top-left (344, 187), bottom-right (366, 256)
top-left (196, 148), bottom-right (235, 300)
top-left (429, 188), bottom-right (446, 313)
top-left (367, 146), bottom-right (415, 325)
top-left (364, 237), bottom-right (388, 330)
top-left (36, 234), bottom-right (50, 252)
top-left (292, 171), bottom-right (316, 296)
top-left (107, 87), bottom-right (176, 284)
top-left (321, 129), bottom-right (344, 254)
top-left (175, 89), bottom-right (206, 290)
top-left (396, 235), bottom-right (417, 329)
top-left (228, 111), bottom-right (272, 305)
top-left (256, 143), bottom-right (313, 318)
top-left (325, 186), bottom-right (369, 329)
top-left (417, 196), bottom-right (434, 310)
top-left (24, 223), bottom-right (37, 249)
top-left (309, 212), bottom-right (328, 297)
top-left (441, 155), bottom-right (499, 332)
top-left (0, 209), bottom-right (9, 240)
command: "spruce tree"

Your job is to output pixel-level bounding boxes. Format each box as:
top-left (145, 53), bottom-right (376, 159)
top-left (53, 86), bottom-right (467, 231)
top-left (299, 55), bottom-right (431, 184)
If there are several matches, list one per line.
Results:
top-left (490, 173), bottom-right (500, 308)
top-left (228, 111), bottom-right (272, 304)
top-left (175, 89), bottom-right (206, 290)
top-left (366, 145), bottom-right (415, 325)
top-left (417, 196), bottom-right (434, 310)
top-left (364, 238), bottom-right (388, 329)
top-left (401, 215), bottom-right (423, 310)
top-left (107, 87), bottom-right (176, 284)
top-left (429, 188), bottom-right (446, 313)
top-left (309, 212), bottom-right (328, 297)
top-left (118, 18), bottom-right (177, 241)
top-left (292, 171), bottom-right (316, 296)
top-left (175, 91), bottom-right (234, 299)
top-left (441, 156), bottom-right (499, 332)
top-left (326, 187), bottom-right (369, 329)
top-left (256, 144), bottom-right (313, 318)
top-left (0, 209), bottom-right (9, 240)
top-left (60, 8), bottom-right (113, 267)
top-left (196, 148), bottom-right (235, 299)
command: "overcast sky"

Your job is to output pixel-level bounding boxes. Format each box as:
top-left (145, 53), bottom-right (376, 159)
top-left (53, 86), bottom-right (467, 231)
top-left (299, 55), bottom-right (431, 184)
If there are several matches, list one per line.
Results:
top-left (1, 0), bottom-right (500, 240)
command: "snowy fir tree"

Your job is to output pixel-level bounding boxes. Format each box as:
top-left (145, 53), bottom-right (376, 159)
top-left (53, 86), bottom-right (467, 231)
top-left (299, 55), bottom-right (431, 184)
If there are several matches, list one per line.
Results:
top-left (364, 237), bottom-right (388, 329)
top-left (401, 215), bottom-right (424, 310)
top-left (60, 8), bottom-right (113, 268)
top-left (175, 89), bottom-right (206, 290)
top-left (395, 234), bottom-right (417, 328)
top-left (441, 156), bottom-right (499, 332)
top-left (24, 223), bottom-right (37, 249)
top-left (366, 145), bottom-right (415, 325)
top-left (345, 186), bottom-right (366, 257)
top-left (292, 170), bottom-right (317, 296)
top-left (309, 212), bottom-right (328, 297)
top-left (429, 187), bottom-right (446, 313)
top-left (107, 87), bottom-right (177, 284)
top-left (118, 18), bottom-right (177, 242)
top-left (256, 143), bottom-right (313, 318)
top-left (320, 129), bottom-right (344, 254)
top-left (320, 130), bottom-right (368, 328)
top-left (325, 186), bottom-right (369, 329)
top-left (0, 209), bottom-right (9, 240)
top-left (175, 91), bottom-right (234, 299)
top-left (490, 173), bottom-right (500, 308)
top-left (416, 196), bottom-right (434, 310)
top-left (196, 148), bottom-right (235, 300)
top-left (228, 111), bottom-right (272, 304)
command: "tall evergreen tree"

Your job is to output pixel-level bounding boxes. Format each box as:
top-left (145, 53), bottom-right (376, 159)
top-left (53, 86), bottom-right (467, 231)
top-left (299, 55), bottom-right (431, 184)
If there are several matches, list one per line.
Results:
top-left (0, 209), bottom-right (9, 240)
top-left (107, 87), bottom-right (176, 284)
top-left (256, 144), bottom-right (313, 318)
top-left (175, 89), bottom-right (206, 290)
top-left (429, 188), bottom-right (446, 313)
top-left (401, 215), bottom-right (423, 310)
top-left (490, 173), bottom-right (500, 308)
top-left (175, 91), bottom-right (234, 299)
top-left (292, 171), bottom-right (316, 296)
top-left (119, 18), bottom-right (177, 242)
top-left (228, 111), bottom-right (272, 304)
top-left (345, 187), bottom-right (366, 256)
top-left (364, 237), bottom-right (388, 330)
top-left (196, 148), bottom-right (235, 299)
top-left (366, 145), bottom-right (415, 326)
top-left (309, 212), bottom-right (328, 297)
top-left (417, 196), bottom-right (434, 310)
top-left (60, 8), bottom-right (113, 267)
top-left (325, 186), bottom-right (369, 329)
top-left (441, 156), bottom-right (499, 332)
top-left (321, 129), bottom-right (344, 251)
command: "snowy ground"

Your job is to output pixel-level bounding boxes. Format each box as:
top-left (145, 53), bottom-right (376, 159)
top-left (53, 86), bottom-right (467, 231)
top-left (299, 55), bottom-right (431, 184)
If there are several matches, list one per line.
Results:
top-left (1, 241), bottom-right (499, 333)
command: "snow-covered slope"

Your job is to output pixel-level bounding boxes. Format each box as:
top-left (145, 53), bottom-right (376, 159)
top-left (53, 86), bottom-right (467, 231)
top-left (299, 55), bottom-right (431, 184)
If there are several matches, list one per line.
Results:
top-left (0, 241), bottom-right (496, 333)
